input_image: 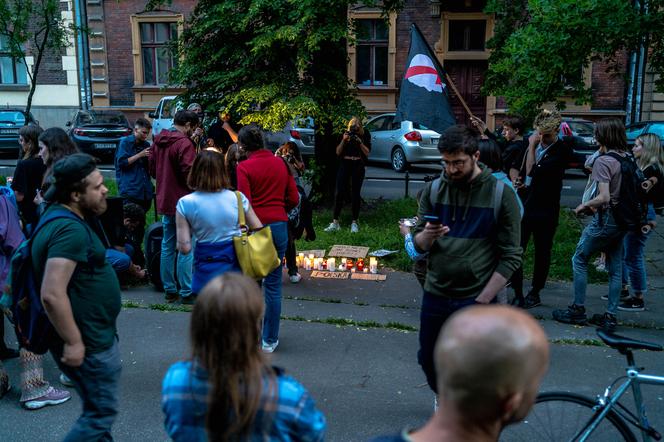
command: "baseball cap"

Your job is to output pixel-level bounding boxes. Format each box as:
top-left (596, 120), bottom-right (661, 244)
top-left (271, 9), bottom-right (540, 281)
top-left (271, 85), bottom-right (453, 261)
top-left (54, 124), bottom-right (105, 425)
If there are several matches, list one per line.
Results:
top-left (43, 153), bottom-right (98, 201)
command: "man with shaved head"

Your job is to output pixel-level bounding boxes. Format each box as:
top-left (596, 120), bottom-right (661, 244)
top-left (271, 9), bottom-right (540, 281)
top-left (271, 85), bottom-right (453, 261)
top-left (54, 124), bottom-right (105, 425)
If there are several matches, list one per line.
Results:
top-left (371, 305), bottom-right (549, 442)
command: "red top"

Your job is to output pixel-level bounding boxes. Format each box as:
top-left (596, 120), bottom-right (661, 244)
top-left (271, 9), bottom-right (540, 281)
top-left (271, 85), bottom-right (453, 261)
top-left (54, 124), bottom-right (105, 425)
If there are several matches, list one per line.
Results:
top-left (149, 129), bottom-right (197, 216)
top-left (237, 149), bottom-right (299, 224)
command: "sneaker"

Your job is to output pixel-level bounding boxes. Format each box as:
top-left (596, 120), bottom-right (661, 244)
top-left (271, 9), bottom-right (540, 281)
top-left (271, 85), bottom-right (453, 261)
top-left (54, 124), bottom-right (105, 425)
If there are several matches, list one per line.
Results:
top-left (261, 340), bottom-right (279, 353)
top-left (179, 295), bottom-right (197, 305)
top-left (618, 297), bottom-right (645, 312)
top-left (289, 273), bottom-right (302, 284)
top-left (589, 312), bottom-right (618, 332)
top-left (350, 222), bottom-right (359, 233)
top-left (22, 387), bottom-right (71, 410)
top-left (552, 304), bottom-right (587, 325)
top-left (324, 222), bottom-right (340, 232)
top-left (164, 292), bottom-right (178, 303)
top-left (59, 373), bottom-right (75, 388)
top-left (523, 292), bottom-right (542, 309)
top-left (601, 291), bottom-right (631, 302)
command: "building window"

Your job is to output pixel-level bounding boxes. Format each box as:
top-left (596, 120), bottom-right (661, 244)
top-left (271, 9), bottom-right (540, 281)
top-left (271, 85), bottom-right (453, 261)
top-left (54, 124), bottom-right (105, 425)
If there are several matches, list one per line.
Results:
top-left (140, 22), bottom-right (177, 85)
top-left (0, 36), bottom-right (28, 85)
top-left (448, 20), bottom-right (486, 52)
top-left (356, 19), bottom-right (388, 86)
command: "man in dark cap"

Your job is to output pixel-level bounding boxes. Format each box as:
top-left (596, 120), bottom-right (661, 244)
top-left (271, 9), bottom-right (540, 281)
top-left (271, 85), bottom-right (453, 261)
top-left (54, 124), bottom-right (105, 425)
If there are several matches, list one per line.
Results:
top-left (34, 153), bottom-right (122, 440)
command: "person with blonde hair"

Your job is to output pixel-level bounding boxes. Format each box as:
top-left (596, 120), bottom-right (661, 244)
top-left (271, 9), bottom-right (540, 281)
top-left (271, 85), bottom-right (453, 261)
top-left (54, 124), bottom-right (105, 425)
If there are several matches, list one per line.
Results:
top-left (618, 133), bottom-right (664, 312)
top-left (510, 109), bottom-right (573, 308)
top-left (325, 116), bottom-right (372, 233)
top-left (162, 273), bottom-right (326, 441)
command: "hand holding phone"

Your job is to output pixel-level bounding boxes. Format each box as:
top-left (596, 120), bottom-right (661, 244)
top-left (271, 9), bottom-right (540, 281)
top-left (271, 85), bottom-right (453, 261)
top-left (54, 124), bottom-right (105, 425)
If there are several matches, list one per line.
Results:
top-left (422, 214), bottom-right (442, 225)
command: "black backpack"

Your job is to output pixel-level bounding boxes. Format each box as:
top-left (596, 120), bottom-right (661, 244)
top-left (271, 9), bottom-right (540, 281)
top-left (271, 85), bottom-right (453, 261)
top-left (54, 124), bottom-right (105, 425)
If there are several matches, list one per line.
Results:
top-left (604, 152), bottom-right (648, 231)
top-left (8, 210), bottom-right (93, 354)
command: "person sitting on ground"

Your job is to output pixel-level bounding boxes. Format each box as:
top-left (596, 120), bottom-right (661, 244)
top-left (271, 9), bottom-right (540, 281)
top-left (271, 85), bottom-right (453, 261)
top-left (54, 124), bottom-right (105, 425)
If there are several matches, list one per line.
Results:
top-left (371, 305), bottom-right (549, 442)
top-left (162, 273), bottom-right (326, 441)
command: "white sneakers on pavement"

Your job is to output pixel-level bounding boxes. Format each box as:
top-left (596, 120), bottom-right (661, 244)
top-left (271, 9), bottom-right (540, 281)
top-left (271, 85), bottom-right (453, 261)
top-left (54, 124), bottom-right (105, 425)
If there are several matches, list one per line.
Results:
top-left (350, 222), bottom-right (359, 233)
top-left (324, 222), bottom-right (340, 232)
top-left (289, 273), bottom-right (302, 284)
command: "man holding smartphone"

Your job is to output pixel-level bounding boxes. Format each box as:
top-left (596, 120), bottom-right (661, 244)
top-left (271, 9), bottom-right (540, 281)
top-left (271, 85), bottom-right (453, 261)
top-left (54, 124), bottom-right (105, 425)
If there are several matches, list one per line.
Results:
top-left (115, 117), bottom-right (153, 214)
top-left (412, 125), bottom-right (522, 402)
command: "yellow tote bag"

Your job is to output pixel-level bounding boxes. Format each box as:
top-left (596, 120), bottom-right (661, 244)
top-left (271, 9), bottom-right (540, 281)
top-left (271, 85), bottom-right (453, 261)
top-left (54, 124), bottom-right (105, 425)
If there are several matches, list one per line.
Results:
top-left (232, 192), bottom-right (281, 279)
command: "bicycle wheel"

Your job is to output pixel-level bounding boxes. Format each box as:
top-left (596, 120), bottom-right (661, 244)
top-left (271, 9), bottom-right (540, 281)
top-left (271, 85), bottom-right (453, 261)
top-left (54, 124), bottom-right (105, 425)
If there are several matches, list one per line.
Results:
top-left (499, 392), bottom-right (636, 441)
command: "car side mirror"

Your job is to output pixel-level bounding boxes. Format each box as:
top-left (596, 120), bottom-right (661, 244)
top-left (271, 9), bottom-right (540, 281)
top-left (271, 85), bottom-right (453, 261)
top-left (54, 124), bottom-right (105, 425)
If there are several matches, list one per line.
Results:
top-left (65, 121), bottom-right (72, 127)
top-left (148, 112), bottom-right (156, 119)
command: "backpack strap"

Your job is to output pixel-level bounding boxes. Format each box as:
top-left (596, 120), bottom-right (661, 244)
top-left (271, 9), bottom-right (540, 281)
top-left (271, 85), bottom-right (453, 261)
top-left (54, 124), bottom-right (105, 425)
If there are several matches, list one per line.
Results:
top-left (493, 179), bottom-right (505, 221)
top-left (30, 210), bottom-right (96, 267)
top-left (428, 176), bottom-right (442, 209)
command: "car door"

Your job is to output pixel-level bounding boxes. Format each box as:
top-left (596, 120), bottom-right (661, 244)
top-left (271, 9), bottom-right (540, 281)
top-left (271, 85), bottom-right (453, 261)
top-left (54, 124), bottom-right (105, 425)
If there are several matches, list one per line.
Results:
top-left (153, 98), bottom-right (175, 136)
top-left (365, 116), bottom-right (389, 162)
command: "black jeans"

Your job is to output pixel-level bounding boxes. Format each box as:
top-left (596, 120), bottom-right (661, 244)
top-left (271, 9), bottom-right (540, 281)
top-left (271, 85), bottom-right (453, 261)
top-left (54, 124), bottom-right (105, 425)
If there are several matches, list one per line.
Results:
top-left (333, 159), bottom-right (365, 220)
top-left (511, 214), bottom-right (559, 298)
top-left (285, 223), bottom-right (298, 276)
top-left (418, 292), bottom-right (493, 393)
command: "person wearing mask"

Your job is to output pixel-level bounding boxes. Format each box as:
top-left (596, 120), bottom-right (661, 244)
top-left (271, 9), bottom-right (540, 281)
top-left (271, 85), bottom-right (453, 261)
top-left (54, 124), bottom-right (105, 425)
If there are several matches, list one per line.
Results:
top-left (12, 124), bottom-right (46, 232)
top-left (236, 125), bottom-right (299, 353)
top-left (162, 273), bottom-right (326, 441)
top-left (325, 116), bottom-right (371, 233)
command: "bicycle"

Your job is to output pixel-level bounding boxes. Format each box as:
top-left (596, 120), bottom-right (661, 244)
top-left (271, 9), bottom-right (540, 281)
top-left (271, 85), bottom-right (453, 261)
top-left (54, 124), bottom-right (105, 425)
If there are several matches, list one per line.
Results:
top-left (501, 329), bottom-right (663, 441)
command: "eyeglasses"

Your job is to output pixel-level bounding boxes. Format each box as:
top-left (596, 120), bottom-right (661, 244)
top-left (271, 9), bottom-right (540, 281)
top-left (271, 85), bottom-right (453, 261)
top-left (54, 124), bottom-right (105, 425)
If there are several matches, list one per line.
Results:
top-left (441, 158), bottom-right (470, 169)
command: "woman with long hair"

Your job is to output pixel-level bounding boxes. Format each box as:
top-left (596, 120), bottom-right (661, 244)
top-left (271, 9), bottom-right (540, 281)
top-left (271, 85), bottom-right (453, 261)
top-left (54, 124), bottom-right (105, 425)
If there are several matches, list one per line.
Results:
top-left (12, 124), bottom-right (46, 229)
top-left (162, 273), bottom-right (326, 441)
top-left (225, 143), bottom-right (247, 190)
top-left (36, 127), bottom-right (79, 205)
top-left (175, 150), bottom-right (262, 300)
top-left (324, 116), bottom-right (371, 233)
top-left (619, 133), bottom-right (664, 312)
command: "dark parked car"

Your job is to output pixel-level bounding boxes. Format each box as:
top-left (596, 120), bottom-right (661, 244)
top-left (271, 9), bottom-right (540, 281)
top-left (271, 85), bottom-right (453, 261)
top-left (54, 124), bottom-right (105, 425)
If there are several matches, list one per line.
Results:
top-left (67, 110), bottom-right (132, 161)
top-left (0, 108), bottom-right (37, 156)
top-left (561, 119), bottom-right (597, 173)
top-left (625, 120), bottom-right (664, 146)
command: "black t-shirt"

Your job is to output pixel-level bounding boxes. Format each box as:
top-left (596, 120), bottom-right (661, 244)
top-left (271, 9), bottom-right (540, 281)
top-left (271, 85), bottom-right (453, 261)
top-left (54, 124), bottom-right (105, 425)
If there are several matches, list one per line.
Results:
top-left (644, 164), bottom-right (664, 209)
top-left (11, 156), bottom-right (46, 225)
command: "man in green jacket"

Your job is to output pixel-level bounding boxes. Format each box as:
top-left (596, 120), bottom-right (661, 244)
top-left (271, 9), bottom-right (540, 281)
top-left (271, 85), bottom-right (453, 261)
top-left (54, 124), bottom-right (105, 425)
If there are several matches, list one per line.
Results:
top-left (413, 125), bottom-right (522, 398)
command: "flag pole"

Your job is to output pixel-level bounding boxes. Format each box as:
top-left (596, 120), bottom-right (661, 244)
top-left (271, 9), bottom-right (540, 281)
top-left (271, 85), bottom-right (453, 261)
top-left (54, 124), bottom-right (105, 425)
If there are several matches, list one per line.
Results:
top-left (444, 72), bottom-right (474, 119)
top-left (411, 24), bottom-right (475, 119)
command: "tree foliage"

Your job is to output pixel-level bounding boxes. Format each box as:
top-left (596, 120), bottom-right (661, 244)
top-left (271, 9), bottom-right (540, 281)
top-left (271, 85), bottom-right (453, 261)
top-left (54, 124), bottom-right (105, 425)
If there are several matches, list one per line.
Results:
top-left (0, 0), bottom-right (74, 115)
top-left (483, 0), bottom-right (651, 121)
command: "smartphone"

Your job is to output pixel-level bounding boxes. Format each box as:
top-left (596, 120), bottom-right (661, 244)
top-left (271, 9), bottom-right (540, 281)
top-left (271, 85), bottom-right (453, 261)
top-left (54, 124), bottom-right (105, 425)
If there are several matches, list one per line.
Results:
top-left (422, 214), bottom-right (442, 225)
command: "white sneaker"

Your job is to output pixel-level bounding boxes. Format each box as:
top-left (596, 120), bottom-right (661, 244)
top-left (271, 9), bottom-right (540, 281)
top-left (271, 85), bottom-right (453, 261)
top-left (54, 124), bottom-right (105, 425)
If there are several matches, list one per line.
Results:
top-left (289, 273), bottom-right (302, 283)
top-left (262, 340), bottom-right (279, 353)
top-left (324, 222), bottom-right (340, 232)
top-left (350, 222), bottom-right (359, 233)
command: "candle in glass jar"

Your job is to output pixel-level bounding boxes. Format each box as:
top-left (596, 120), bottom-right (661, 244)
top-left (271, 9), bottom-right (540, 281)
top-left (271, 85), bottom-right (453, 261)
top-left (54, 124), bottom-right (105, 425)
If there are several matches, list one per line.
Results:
top-left (298, 253), bottom-right (304, 266)
top-left (304, 258), bottom-right (311, 271)
top-left (356, 259), bottom-right (364, 271)
top-left (327, 258), bottom-right (336, 271)
top-left (346, 259), bottom-right (354, 270)
top-left (350, 267), bottom-right (356, 273)
top-left (363, 267), bottom-right (369, 273)
top-left (369, 257), bottom-right (378, 273)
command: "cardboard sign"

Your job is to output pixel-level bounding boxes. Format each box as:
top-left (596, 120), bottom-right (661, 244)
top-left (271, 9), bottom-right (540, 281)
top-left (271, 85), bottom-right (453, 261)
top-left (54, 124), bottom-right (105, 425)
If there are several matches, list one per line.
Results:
top-left (327, 245), bottom-right (370, 259)
top-left (351, 273), bottom-right (387, 281)
top-left (311, 270), bottom-right (350, 279)
top-left (299, 250), bottom-right (326, 258)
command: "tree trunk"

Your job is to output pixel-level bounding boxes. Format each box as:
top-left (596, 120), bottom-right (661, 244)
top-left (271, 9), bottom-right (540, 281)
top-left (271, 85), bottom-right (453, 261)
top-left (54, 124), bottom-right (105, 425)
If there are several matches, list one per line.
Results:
top-left (25, 26), bottom-right (50, 117)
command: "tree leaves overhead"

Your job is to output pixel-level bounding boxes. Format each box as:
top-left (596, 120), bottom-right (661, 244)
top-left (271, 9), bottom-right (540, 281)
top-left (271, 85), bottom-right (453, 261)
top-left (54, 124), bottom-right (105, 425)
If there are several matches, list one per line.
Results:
top-left (152, 0), bottom-right (403, 133)
top-left (484, 0), bottom-right (644, 121)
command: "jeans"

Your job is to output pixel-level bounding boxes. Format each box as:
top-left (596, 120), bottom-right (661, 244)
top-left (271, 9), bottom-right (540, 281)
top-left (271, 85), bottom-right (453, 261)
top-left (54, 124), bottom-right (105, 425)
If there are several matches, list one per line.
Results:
top-left (161, 215), bottom-right (193, 297)
top-left (262, 221), bottom-right (288, 344)
top-left (572, 210), bottom-right (625, 315)
top-left (333, 159), bottom-right (365, 220)
top-left (511, 214), bottom-right (559, 297)
top-left (105, 244), bottom-right (135, 274)
top-left (622, 230), bottom-right (649, 295)
top-left (418, 292), bottom-right (492, 393)
top-left (54, 339), bottom-right (122, 442)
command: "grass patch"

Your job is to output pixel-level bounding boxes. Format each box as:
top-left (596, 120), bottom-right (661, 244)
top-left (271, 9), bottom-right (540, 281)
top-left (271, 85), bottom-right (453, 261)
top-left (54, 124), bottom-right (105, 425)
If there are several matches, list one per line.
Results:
top-left (298, 199), bottom-right (606, 282)
top-left (149, 303), bottom-right (192, 312)
top-left (550, 338), bottom-right (605, 347)
top-left (122, 300), bottom-right (142, 309)
top-left (281, 315), bottom-right (416, 332)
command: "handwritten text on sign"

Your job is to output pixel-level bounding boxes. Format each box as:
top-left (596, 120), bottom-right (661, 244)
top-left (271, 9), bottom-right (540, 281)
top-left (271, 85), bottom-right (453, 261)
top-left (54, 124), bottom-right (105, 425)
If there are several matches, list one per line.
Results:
top-left (327, 245), bottom-right (370, 259)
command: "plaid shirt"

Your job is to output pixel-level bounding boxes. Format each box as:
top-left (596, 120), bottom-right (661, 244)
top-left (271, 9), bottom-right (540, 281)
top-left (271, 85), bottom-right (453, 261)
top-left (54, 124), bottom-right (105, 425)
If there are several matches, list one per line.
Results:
top-left (162, 361), bottom-right (326, 441)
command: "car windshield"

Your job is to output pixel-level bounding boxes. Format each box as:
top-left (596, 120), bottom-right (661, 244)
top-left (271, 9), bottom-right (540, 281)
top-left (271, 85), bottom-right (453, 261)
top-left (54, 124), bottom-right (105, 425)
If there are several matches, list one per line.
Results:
top-left (0, 111), bottom-right (26, 125)
top-left (77, 111), bottom-right (128, 126)
top-left (568, 121), bottom-right (594, 137)
top-left (293, 117), bottom-right (314, 130)
top-left (412, 122), bottom-right (430, 130)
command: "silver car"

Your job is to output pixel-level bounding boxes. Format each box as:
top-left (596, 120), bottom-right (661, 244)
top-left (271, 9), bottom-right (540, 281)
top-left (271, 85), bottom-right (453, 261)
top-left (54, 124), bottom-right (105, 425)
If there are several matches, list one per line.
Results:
top-left (365, 113), bottom-right (441, 172)
top-left (263, 117), bottom-right (315, 157)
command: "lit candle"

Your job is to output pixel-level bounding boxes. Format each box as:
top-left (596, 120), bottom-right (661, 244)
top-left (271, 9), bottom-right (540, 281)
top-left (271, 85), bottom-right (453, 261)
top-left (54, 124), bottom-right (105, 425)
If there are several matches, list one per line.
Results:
top-left (356, 259), bottom-right (364, 271)
top-left (363, 267), bottom-right (369, 273)
top-left (351, 267), bottom-right (356, 273)
top-left (327, 258), bottom-right (336, 272)
top-left (308, 254), bottom-right (314, 261)
top-left (304, 258), bottom-right (311, 271)
top-left (298, 253), bottom-right (304, 266)
top-left (346, 259), bottom-right (354, 270)
top-left (338, 264), bottom-right (344, 271)
top-left (341, 258), bottom-right (347, 266)
top-left (370, 257), bottom-right (378, 274)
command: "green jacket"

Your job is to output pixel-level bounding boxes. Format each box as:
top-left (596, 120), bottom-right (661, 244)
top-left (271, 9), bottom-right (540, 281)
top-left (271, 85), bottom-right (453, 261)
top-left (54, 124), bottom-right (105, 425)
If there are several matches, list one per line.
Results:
top-left (413, 165), bottom-right (522, 299)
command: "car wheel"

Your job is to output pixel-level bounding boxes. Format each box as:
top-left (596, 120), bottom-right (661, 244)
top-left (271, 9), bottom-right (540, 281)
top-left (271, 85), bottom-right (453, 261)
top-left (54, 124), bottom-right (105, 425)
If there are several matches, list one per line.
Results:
top-left (391, 147), bottom-right (408, 172)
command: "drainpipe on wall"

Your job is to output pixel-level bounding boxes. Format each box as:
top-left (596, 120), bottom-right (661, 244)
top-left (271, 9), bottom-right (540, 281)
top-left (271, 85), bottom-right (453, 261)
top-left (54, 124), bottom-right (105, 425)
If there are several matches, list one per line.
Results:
top-left (625, 51), bottom-right (638, 126)
top-left (626, 0), bottom-right (649, 125)
top-left (73, 0), bottom-right (92, 110)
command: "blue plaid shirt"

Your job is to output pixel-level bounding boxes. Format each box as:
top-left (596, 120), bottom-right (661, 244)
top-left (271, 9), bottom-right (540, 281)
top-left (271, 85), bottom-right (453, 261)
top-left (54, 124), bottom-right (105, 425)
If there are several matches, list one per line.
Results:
top-left (162, 361), bottom-right (326, 441)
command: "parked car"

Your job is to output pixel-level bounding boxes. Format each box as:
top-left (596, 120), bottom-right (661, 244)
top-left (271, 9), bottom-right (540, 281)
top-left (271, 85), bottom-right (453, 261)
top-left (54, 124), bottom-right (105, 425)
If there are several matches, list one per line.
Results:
top-left (561, 118), bottom-right (598, 173)
top-left (625, 120), bottom-right (664, 146)
top-left (148, 95), bottom-right (182, 136)
top-left (0, 108), bottom-right (37, 156)
top-left (364, 113), bottom-right (441, 172)
top-left (263, 117), bottom-right (316, 157)
top-left (66, 110), bottom-right (132, 161)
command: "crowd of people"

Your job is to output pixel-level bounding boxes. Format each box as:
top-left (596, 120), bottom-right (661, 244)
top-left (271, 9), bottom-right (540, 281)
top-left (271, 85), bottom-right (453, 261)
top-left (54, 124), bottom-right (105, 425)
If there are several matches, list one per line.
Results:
top-left (0, 105), bottom-right (661, 441)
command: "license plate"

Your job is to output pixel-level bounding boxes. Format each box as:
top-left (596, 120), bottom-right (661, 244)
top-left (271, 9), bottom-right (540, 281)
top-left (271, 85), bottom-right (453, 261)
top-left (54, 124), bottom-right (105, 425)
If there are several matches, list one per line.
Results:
top-left (95, 143), bottom-right (116, 149)
top-left (431, 137), bottom-right (439, 145)
top-left (0, 129), bottom-right (16, 135)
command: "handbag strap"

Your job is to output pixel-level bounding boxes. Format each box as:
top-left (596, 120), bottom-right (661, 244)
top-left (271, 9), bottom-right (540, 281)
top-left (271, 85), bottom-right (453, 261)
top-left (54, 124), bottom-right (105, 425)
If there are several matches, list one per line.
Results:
top-left (235, 191), bottom-right (246, 227)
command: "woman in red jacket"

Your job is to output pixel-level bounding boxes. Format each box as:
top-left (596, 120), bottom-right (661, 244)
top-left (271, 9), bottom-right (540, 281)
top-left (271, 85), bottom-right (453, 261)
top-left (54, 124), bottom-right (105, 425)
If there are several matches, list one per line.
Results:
top-left (236, 125), bottom-right (299, 353)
